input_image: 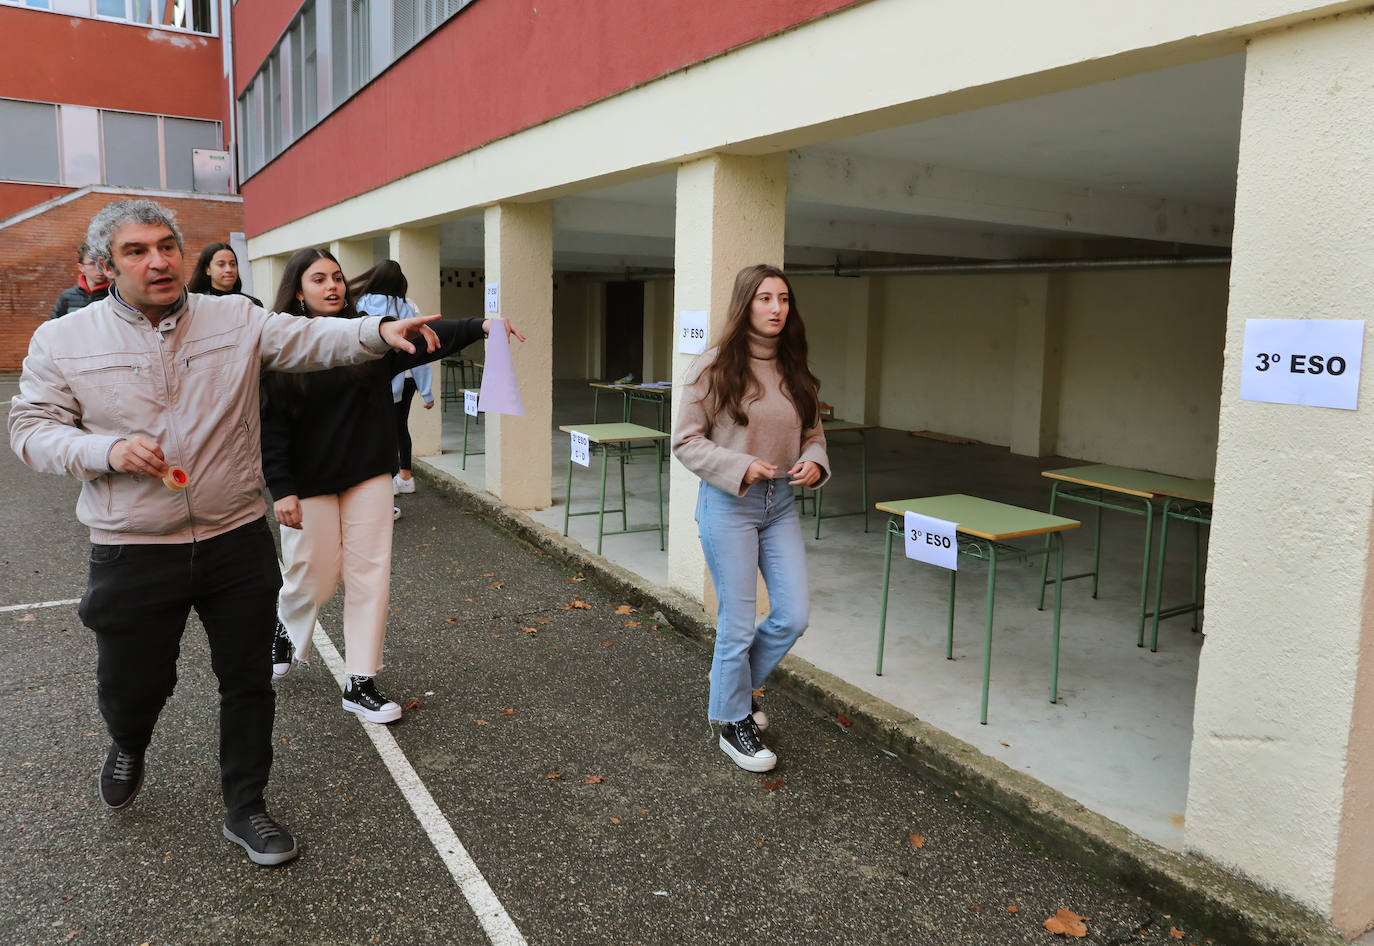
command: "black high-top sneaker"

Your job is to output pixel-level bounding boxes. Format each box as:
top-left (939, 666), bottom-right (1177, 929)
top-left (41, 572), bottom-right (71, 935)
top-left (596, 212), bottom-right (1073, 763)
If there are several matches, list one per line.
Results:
top-left (271, 620), bottom-right (294, 679)
top-left (341, 674), bottom-right (402, 723)
top-left (719, 715), bottom-right (777, 772)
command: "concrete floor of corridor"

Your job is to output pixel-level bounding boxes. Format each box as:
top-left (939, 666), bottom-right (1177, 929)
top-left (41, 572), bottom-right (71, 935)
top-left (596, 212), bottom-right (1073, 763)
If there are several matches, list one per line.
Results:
top-left (420, 379), bottom-right (1208, 851)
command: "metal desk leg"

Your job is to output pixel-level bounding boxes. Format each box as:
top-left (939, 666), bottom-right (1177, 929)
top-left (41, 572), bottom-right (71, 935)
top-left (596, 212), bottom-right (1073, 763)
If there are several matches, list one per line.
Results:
top-left (875, 515), bottom-right (897, 676)
top-left (592, 388), bottom-right (603, 423)
top-left (946, 567), bottom-right (957, 660)
top-left (1150, 499), bottom-right (1173, 653)
top-left (655, 440), bottom-right (665, 550)
top-left (860, 432), bottom-right (870, 533)
top-left (1136, 500), bottom-right (1154, 648)
top-left (1191, 519), bottom-right (1201, 632)
top-left (814, 485), bottom-right (823, 540)
top-left (461, 409), bottom-right (471, 470)
top-left (1038, 482), bottom-right (1061, 610)
top-left (1050, 532), bottom-right (1064, 704)
top-left (1091, 505), bottom-right (1103, 598)
top-left (618, 446), bottom-right (629, 531)
top-left (562, 459), bottom-right (574, 536)
top-left (596, 446), bottom-right (609, 556)
top-left (980, 544), bottom-right (998, 725)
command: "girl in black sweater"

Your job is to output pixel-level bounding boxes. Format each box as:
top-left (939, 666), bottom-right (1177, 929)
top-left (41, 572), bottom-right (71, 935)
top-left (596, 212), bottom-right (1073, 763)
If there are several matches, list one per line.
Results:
top-left (262, 251), bottom-right (523, 721)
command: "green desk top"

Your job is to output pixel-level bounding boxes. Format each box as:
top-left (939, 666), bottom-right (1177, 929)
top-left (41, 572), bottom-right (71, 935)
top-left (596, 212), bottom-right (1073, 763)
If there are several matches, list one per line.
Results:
top-left (1042, 464), bottom-right (1214, 502)
top-left (875, 494), bottom-right (1080, 541)
top-left (560, 423), bottom-right (669, 443)
top-left (823, 419), bottom-right (874, 433)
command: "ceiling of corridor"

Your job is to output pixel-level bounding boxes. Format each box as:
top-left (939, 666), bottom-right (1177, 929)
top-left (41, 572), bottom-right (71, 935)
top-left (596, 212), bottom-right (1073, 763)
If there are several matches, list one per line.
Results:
top-left (437, 53), bottom-right (1246, 273)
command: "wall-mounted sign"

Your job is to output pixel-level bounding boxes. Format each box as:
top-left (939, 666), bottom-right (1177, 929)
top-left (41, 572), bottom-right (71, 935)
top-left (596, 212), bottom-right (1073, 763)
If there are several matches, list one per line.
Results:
top-left (1240, 319), bottom-right (1364, 410)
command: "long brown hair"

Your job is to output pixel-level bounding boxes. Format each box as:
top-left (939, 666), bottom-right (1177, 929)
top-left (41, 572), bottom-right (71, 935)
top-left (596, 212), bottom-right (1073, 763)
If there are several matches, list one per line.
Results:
top-left (701, 264), bottom-right (820, 427)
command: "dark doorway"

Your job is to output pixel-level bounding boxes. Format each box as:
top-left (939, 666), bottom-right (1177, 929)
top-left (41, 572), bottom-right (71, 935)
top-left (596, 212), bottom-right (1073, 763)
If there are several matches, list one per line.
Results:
top-left (603, 281), bottom-right (644, 382)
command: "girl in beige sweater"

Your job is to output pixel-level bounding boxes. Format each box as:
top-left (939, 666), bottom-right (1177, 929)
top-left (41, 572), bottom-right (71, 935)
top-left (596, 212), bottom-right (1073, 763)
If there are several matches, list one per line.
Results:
top-left (672, 264), bottom-right (830, 772)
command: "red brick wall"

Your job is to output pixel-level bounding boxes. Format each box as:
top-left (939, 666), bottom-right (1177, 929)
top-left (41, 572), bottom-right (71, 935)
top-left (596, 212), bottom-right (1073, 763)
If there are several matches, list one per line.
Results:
top-left (0, 191), bottom-right (245, 372)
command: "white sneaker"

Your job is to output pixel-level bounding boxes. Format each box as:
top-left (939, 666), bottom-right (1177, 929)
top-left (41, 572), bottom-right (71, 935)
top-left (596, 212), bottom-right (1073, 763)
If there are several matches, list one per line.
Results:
top-left (393, 474), bottom-right (415, 494)
top-left (393, 506), bottom-right (402, 521)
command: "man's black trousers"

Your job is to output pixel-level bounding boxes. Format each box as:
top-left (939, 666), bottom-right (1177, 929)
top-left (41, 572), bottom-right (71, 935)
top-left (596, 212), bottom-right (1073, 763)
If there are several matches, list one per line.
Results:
top-left (78, 517), bottom-right (283, 817)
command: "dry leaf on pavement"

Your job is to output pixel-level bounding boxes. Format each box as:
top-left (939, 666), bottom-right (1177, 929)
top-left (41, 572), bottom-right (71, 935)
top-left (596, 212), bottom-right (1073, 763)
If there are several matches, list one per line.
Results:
top-left (1169, 928), bottom-right (1185, 940)
top-left (761, 777), bottom-right (786, 791)
top-left (584, 774), bottom-right (604, 784)
top-left (1043, 909), bottom-right (1088, 937)
top-left (908, 833), bottom-right (925, 849)
top-left (489, 581), bottom-right (503, 589)
top-left (545, 772), bottom-right (561, 780)
top-left (836, 713), bottom-right (853, 728)
top-left (614, 605), bottom-right (635, 615)
top-left (402, 699), bottom-right (420, 711)
top-left (624, 620), bottom-right (641, 627)
top-left (522, 627), bottom-right (537, 634)
top-left (566, 576), bottom-right (586, 583)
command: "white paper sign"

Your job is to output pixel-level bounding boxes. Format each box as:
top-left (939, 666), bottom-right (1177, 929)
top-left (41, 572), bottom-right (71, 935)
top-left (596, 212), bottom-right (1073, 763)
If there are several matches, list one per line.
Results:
top-left (485, 283), bottom-right (499, 314)
top-left (569, 430), bottom-right (590, 467)
top-left (463, 389), bottom-right (478, 417)
top-left (678, 309), bottom-right (708, 355)
top-left (904, 511), bottom-right (959, 570)
top-left (1240, 318), bottom-right (1364, 410)
top-left (477, 319), bottom-right (525, 416)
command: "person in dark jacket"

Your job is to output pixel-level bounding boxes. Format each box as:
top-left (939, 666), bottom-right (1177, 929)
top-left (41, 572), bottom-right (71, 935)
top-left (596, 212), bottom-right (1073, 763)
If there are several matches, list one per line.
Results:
top-left (48, 242), bottom-right (111, 319)
top-left (187, 241), bottom-right (263, 306)
top-left (261, 253), bottom-right (524, 722)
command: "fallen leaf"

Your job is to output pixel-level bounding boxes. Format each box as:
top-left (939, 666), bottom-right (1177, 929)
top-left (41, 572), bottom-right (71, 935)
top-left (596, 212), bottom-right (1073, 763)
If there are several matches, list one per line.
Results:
top-left (584, 774), bottom-right (604, 784)
top-left (280, 737), bottom-right (291, 745)
top-left (489, 581), bottom-right (503, 589)
top-left (402, 699), bottom-right (420, 711)
top-left (522, 626), bottom-right (537, 634)
top-left (1044, 909), bottom-right (1088, 937)
top-left (566, 576), bottom-right (586, 583)
top-left (836, 713), bottom-right (853, 728)
top-left (609, 816), bottom-right (620, 824)
top-left (624, 620), bottom-right (641, 627)
top-left (445, 617), bottom-right (457, 623)
top-left (614, 605), bottom-right (635, 615)
top-left (752, 688), bottom-right (765, 697)
top-left (475, 719), bottom-right (488, 725)
top-left (637, 807), bottom-right (648, 815)
top-left (483, 573), bottom-right (495, 577)
top-left (969, 903), bottom-right (979, 913)
top-left (761, 777), bottom-right (786, 791)
top-left (545, 772), bottom-right (561, 780)
top-left (501, 708), bottom-right (517, 716)
top-left (1169, 929), bottom-right (1185, 940)
top-left (1000, 741), bottom-right (1011, 747)
top-left (491, 633), bottom-right (500, 639)
top-left (1006, 905), bottom-right (1018, 913)
top-left (16, 613), bottom-right (36, 622)
top-left (602, 642), bottom-right (613, 647)
top-left (909, 833), bottom-right (925, 849)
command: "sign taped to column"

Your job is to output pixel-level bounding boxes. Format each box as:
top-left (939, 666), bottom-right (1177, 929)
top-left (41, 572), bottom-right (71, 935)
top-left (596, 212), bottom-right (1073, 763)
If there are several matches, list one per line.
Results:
top-left (678, 310), bottom-right (708, 355)
top-left (1240, 318), bottom-right (1364, 410)
top-left (464, 389), bottom-right (479, 417)
top-left (905, 511), bottom-right (958, 570)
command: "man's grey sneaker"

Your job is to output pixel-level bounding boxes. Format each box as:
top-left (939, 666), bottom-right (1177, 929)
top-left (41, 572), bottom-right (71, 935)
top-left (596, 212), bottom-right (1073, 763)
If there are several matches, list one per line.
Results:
top-left (751, 697), bottom-right (769, 732)
top-left (223, 810), bottom-right (298, 866)
top-left (271, 620), bottom-right (294, 679)
top-left (720, 715), bottom-right (777, 772)
top-left (342, 674), bottom-right (402, 723)
top-left (98, 742), bottom-right (144, 809)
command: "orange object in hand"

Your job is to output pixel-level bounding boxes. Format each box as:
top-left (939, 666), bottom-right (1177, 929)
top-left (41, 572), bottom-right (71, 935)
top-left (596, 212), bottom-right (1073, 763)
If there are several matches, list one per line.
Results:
top-left (163, 467), bottom-right (189, 491)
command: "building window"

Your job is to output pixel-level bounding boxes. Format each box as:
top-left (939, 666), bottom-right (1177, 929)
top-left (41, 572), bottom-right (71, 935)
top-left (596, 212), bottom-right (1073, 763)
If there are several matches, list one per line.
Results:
top-left (102, 111), bottom-right (162, 188)
top-left (163, 116), bottom-right (222, 190)
top-left (0, 99), bottom-right (60, 183)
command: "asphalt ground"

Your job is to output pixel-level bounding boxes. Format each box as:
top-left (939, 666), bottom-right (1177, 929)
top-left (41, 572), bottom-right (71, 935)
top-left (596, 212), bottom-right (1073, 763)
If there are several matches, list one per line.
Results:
top-left (1, 382), bottom-right (1234, 946)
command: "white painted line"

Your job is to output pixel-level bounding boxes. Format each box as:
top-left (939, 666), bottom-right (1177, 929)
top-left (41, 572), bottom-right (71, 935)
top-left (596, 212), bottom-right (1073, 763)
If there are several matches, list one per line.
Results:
top-left (0, 598), bottom-right (82, 613)
top-left (309, 621), bottom-right (528, 946)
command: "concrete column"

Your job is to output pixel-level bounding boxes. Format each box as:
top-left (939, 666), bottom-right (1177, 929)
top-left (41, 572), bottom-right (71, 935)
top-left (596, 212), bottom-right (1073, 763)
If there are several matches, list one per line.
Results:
top-left (586, 281), bottom-right (605, 379)
top-left (329, 239), bottom-right (373, 285)
top-left (668, 153), bottom-right (786, 603)
top-left (483, 201), bottom-right (553, 509)
top-left (1185, 13), bottom-right (1374, 937)
top-left (249, 254), bottom-right (289, 311)
top-left (1008, 273), bottom-right (1059, 457)
top-left (642, 279), bottom-right (670, 384)
top-left (389, 226), bottom-right (442, 457)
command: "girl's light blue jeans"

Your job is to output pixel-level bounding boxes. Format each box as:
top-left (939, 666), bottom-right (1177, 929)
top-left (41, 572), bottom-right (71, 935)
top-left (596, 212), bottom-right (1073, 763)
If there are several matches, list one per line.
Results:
top-left (696, 477), bottom-right (811, 724)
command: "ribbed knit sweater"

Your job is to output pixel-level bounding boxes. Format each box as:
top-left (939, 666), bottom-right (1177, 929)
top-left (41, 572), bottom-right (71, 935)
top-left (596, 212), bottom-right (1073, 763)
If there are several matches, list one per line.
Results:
top-left (672, 334), bottom-right (829, 496)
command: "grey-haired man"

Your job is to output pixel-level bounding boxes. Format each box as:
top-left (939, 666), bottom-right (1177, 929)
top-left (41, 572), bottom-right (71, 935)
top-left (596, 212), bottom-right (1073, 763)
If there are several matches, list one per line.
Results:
top-left (10, 199), bottom-right (438, 866)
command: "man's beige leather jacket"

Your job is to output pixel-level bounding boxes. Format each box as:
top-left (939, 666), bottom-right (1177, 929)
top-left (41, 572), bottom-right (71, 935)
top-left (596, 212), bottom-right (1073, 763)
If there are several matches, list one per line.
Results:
top-left (10, 289), bottom-right (390, 544)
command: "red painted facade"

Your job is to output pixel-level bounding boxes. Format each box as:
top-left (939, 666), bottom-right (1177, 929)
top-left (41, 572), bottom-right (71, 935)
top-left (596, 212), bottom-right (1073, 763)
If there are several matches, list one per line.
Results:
top-left (235, 0), bottom-right (864, 236)
top-left (0, 7), bottom-right (227, 123)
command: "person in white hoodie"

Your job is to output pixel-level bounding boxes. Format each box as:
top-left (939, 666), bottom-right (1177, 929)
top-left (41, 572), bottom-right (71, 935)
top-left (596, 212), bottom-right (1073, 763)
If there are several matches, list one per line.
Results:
top-left (8, 199), bottom-right (439, 866)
